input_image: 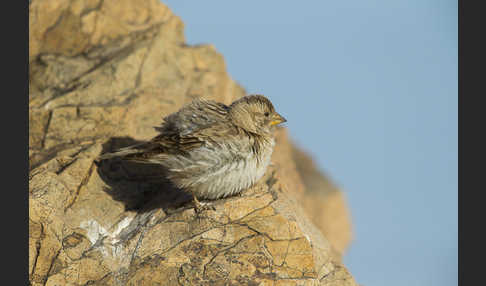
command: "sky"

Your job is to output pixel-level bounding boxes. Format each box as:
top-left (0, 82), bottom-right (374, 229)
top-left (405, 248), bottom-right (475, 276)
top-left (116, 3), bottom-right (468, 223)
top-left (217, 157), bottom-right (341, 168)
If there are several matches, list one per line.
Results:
top-left (162, 1), bottom-right (458, 285)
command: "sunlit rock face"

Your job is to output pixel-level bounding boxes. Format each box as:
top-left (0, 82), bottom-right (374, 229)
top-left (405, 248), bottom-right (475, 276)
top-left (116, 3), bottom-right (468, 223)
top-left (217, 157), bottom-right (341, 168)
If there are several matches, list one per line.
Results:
top-left (29, 1), bottom-right (356, 285)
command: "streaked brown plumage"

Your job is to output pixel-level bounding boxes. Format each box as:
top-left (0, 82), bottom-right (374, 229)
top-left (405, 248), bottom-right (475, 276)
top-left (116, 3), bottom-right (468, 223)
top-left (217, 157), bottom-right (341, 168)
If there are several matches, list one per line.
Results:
top-left (97, 95), bottom-right (286, 209)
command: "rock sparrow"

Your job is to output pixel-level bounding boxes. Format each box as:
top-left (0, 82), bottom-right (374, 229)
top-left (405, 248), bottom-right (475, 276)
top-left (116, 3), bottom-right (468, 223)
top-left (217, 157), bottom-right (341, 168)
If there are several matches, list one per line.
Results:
top-left (98, 95), bottom-right (286, 210)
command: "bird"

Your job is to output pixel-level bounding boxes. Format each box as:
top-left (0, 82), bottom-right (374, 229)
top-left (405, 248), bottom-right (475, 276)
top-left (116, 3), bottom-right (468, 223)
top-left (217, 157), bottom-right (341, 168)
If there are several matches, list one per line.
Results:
top-left (97, 94), bottom-right (287, 211)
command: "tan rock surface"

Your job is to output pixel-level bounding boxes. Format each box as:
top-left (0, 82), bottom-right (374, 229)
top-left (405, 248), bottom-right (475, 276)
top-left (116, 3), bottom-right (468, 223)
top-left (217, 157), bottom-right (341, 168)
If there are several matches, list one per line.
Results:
top-left (29, 0), bottom-right (357, 285)
top-left (292, 146), bottom-right (353, 257)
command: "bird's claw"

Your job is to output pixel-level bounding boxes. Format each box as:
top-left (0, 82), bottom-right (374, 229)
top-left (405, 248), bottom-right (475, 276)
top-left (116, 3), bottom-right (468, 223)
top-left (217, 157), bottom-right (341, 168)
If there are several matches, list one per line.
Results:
top-left (193, 196), bottom-right (215, 213)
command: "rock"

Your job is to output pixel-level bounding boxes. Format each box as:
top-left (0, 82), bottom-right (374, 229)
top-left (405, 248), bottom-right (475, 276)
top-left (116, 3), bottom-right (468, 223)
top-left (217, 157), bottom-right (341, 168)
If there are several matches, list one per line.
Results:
top-left (29, 0), bottom-right (357, 285)
top-left (292, 146), bottom-right (353, 257)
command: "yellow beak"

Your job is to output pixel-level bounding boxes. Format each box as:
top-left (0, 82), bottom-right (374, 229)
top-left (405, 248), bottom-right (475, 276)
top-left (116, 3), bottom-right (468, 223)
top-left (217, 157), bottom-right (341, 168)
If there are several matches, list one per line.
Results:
top-left (270, 113), bottom-right (287, 126)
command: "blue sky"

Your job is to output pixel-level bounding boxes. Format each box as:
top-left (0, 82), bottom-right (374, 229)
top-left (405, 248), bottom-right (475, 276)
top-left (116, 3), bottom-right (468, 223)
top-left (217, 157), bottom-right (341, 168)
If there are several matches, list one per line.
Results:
top-left (162, 1), bottom-right (458, 285)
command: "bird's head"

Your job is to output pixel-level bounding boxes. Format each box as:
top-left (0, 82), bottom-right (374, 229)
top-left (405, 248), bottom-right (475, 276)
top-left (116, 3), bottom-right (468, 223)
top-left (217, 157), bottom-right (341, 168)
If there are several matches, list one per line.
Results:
top-left (228, 95), bottom-right (287, 136)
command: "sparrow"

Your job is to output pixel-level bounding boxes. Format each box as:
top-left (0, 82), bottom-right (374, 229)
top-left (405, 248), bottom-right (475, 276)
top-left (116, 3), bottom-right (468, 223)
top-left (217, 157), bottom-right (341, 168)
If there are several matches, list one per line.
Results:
top-left (97, 95), bottom-right (287, 211)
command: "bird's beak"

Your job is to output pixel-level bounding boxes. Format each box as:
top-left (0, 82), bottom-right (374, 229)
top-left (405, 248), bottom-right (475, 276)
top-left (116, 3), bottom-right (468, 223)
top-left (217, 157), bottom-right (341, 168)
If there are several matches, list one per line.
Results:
top-left (270, 113), bottom-right (287, 126)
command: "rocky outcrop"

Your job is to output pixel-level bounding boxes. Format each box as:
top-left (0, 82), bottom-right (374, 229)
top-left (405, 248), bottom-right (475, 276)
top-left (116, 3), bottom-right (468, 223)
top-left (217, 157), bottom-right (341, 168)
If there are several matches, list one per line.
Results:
top-left (29, 0), bottom-right (356, 285)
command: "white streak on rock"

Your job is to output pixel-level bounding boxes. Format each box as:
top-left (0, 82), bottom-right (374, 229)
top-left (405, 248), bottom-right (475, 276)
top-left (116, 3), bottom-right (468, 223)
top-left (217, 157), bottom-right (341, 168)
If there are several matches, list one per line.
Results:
top-left (80, 216), bottom-right (134, 260)
top-left (80, 219), bottom-right (109, 245)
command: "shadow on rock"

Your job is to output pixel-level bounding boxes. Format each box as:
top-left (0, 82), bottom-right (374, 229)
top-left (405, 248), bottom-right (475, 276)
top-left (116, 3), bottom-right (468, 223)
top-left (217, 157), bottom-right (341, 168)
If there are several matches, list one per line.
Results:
top-left (95, 136), bottom-right (192, 213)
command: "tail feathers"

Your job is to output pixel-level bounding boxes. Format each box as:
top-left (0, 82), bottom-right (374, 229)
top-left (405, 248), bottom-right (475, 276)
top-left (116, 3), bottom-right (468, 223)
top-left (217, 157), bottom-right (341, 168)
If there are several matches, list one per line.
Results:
top-left (96, 140), bottom-right (155, 162)
top-left (97, 147), bottom-right (142, 161)
top-left (96, 142), bottom-right (171, 166)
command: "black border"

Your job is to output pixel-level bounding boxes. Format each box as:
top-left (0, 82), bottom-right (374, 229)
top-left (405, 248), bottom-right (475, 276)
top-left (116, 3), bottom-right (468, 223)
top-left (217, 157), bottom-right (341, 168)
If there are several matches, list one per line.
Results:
top-left (8, 0), bottom-right (29, 284)
top-left (459, 0), bottom-right (483, 285)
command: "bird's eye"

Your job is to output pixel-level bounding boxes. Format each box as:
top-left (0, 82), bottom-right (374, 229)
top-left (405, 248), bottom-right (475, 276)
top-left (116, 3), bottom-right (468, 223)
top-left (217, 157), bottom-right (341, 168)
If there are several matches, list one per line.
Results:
top-left (264, 112), bottom-right (269, 117)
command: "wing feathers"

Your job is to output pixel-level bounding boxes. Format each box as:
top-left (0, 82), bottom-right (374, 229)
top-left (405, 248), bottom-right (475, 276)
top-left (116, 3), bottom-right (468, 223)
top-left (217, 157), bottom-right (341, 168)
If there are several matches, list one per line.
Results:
top-left (97, 99), bottom-right (231, 162)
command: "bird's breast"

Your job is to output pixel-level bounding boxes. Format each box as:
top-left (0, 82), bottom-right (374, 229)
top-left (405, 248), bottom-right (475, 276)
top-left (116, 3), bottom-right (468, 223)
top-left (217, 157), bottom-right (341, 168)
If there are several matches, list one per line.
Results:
top-left (183, 138), bottom-right (275, 199)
